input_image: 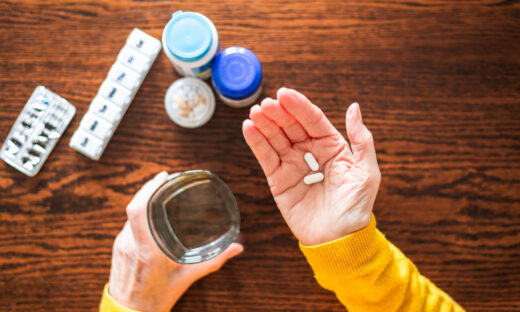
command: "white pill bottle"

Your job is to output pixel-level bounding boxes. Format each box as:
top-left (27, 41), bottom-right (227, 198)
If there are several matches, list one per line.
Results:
top-left (162, 11), bottom-right (219, 79)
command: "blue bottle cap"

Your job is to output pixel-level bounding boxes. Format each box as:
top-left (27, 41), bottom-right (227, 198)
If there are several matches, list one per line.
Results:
top-left (165, 11), bottom-right (213, 62)
top-left (211, 47), bottom-right (262, 100)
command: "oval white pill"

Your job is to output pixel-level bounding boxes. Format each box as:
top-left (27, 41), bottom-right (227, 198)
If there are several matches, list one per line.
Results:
top-left (304, 172), bottom-right (324, 185)
top-left (304, 152), bottom-right (319, 171)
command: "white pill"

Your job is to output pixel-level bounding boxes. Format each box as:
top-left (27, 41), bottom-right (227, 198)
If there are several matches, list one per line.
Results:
top-left (304, 172), bottom-right (324, 185)
top-left (304, 152), bottom-right (319, 171)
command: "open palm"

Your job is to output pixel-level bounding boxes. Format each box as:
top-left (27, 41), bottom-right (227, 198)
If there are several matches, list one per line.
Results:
top-left (243, 88), bottom-right (381, 246)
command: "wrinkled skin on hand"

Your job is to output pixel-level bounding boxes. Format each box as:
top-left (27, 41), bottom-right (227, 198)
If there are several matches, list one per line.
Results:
top-left (109, 172), bottom-right (243, 312)
top-left (243, 88), bottom-right (381, 246)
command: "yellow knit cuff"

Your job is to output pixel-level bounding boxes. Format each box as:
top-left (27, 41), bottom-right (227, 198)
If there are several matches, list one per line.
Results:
top-left (299, 214), bottom-right (391, 282)
top-left (99, 284), bottom-right (141, 312)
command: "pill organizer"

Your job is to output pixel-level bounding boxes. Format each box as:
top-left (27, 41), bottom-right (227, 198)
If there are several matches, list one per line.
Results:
top-left (69, 28), bottom-right (161, 160)
top-left (0, 86), bottom-right (76, 176)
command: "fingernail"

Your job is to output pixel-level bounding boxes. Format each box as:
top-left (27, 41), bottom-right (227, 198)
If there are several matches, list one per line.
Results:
top-left (347, 103), bottom-right (356, 116)
top-left (277, 87), bottom-right (288, 97)
top-left (231, 243), bottom-right (244, 256)
top-left (354, 103), bottom-right (363, 123)
top-left (233, 247), bottom-right (244, 258)
top-left (348, 102), bottom-right (360, 116)
top-left (261, 97), bottom-right (273, 105)
top-left (250, 104), bottom-right (261, 116)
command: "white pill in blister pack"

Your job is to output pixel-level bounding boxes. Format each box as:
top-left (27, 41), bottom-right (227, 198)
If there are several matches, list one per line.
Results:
top-left (304, 152), bottom-right (319, 171)
top-left (0, 86), bottom-right (76, 176)
top-left (304, 172), bottom-right (324, 185)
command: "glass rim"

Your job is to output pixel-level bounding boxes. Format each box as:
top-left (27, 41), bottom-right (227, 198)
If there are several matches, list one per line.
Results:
top-left (147, 170), bottom-right (240, 264)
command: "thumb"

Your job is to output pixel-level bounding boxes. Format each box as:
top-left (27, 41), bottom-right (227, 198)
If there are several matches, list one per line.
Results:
top-left (126, 171), bottom-right (169, 246)
top-left (346, 103), bottom-right (378, 168)
top-left (189, 243), bottom-right (244, 278)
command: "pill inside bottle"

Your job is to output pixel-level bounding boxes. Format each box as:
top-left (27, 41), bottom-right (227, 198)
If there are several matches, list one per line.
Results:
top-left (164, 78), bottom-right (215, 128)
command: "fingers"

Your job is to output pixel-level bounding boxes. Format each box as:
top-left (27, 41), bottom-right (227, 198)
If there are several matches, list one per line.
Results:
top-left (249, 104), bottom-right (291, 155)
top-left (345, 103), bottom-right (378, 168)
top-left (194, 243), bottom-right (244, 276)
top-left (214, 243), bottom-right (244, 263)
top-left (126, 171), bottom-right (169, 245)
top-left (260, 98), bottom-right (308, 143)
top-left (184, 243), bottom-right (243, 280)
top-left (277, 87), bottom-right (339, 138)
top-left (242, 119), bottom-right (280, 176)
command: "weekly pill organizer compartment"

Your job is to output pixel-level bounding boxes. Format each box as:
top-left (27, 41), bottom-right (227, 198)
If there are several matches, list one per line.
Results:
top-left (69, 28), bottom-right (161, 160)
top-left (0, 86), bottom-right (76, 176)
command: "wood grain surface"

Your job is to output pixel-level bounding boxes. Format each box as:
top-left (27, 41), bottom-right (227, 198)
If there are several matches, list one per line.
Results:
top-left (1, 0), bottom-right (519, 311)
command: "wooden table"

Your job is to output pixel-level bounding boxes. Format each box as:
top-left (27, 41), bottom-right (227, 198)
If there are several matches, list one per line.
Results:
top-left (1, 1), bottom-right (519, 311)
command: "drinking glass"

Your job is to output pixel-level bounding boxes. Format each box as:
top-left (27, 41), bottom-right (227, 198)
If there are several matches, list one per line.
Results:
top-left (147, 170), bottom-right (240, 264)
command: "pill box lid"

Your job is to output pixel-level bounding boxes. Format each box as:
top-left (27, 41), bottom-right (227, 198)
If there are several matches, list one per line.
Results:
top-left (164, 78), bottom-right (215, 128)
top-left (165, 11), bottom-right (213, 62)
top-left (211, 47), bottom-right (262, 100)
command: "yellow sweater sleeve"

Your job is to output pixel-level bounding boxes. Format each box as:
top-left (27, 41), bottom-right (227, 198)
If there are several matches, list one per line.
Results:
top-left (300, 215), bottom-right (465, 312)
top-left (99, 284), bottom-right (141, 312)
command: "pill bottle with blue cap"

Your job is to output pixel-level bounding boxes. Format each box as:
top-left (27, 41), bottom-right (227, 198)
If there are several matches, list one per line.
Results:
top-left (162, 11), bottom-right (219, 79)
top-left (211, 47), bottom-right (263, 108)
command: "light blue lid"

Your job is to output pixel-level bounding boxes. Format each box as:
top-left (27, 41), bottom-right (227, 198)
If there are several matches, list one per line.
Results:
top-left (165, 11), bottom-right (213, 62)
